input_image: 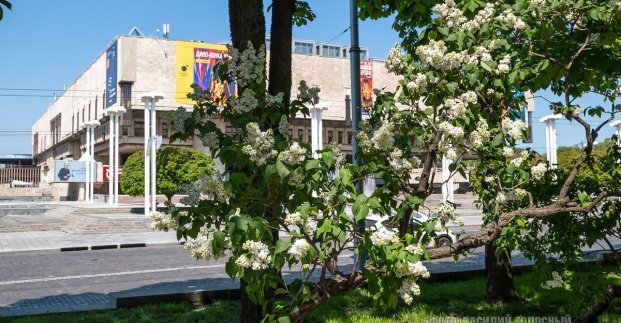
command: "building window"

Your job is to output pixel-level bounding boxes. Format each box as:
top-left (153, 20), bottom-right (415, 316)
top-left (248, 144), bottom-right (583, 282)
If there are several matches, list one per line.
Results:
top-left (307, 129), bottom-right (312, 143)
top-left (134, 121), bottom-right (144, 136)
top-left (82, 108), bottom-right (85, 123)
top-left (50, 113), bottom-right (61, 145)
top-left (162, 122), bottom-right (169, 138)
top-left (294, 41), bottom-right (314, 55)
top-left (33, 133), bottom-right (39, 154)
top-left (297, 129), bottom-right (304, 141)
top-left (288, 128), bottom-right (292, 138)
top-left (338, 131), bottom-right (343, 144)
top-left (321, 45), bottom-right (340, 57)
top-left (347, 131), bottom-right (352, 144)
top-left (120, 82), bottom-right (133, 107)
top-left (327, 130), bottom-right (334, 143)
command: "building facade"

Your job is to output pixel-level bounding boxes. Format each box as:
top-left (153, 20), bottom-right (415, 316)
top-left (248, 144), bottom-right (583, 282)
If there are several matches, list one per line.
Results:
top-left (31, 34), bottom-right (399, 200)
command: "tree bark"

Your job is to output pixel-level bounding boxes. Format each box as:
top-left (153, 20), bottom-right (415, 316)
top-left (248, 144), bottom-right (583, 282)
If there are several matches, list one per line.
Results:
top-left (228, 1), bottom-right (266, 322)
top-left (268, 0), bottom-right (295, 112)
top-left (485, 242), bottom-right (519, 304)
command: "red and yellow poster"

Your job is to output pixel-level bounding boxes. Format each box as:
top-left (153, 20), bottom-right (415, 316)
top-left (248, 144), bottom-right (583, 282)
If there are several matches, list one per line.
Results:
top-left (175, 41), bottom-right (235, 104)
top-left (361, 60), bottom-right (373, 113)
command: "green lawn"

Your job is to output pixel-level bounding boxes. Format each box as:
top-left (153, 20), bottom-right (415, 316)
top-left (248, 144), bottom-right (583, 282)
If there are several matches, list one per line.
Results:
top-left (3, 265), bottom-right (620, 323)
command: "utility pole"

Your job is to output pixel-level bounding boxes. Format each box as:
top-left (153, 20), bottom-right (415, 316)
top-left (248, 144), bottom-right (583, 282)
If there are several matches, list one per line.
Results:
top-left (349, 0), bottom-right (365, 271)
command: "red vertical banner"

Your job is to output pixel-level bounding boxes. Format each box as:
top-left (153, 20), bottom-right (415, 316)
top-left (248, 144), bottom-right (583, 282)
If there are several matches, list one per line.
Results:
top-left (360, 60), bottom-right (373, 114)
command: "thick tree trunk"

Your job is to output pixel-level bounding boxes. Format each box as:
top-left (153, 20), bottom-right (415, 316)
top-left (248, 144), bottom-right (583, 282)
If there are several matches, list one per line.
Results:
top-left (228, 1), bottom-right (266, 322)
top-left (267, 0), bottom-right (295, 112)
top-left (485, 242), bottom-right (519, 304)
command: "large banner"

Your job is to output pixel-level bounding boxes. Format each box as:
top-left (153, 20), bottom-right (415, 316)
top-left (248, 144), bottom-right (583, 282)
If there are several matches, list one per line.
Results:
top-left (54, 161), bottom-right (95, 183)
top-left (105, 40), bottom-right (118, 108)
top-left (175, 41), bottom-right (235, 105)
top-left (361, 60), bottom-right (373, 114)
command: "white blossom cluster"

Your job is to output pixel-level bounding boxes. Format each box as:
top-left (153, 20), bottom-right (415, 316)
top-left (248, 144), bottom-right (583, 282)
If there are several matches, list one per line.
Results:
top-left (278, 115), bottom-right (291, 136)
top-left (297, 81), bottom-right (321, 102)
top-left (434, 0), bottom-right (495, 33)
top-left (496, 8), bottom-right (526, 30)
top-left (195, 171), bottom-right (230, 203)
top-left (469, 118), bottom-right (491, 149)
top-left (230, 89), bottom-right (258, 114)
top-left (502, 118), bottom-right (527, 141)
top-left (438, 122), bottom-right (465, 140)
top-left (288, 167), bottom-right (305, 188)
top-left (416, 40), bottom-right (465, 71)
top-left (397, 278), bottom-right (421, 304)
top-left (395, 261), bottom-right (430, 279)
top-left (541, 271), bottom-right (564, 289)
top-left (503, 148), bottom-right (530, 166)
top-left (170, 107), bottom-right (194, 133)
top-left (241, 123), bottom-right (278, 166)
top-left (200, 132), bottom-right (220, 150)
top-left (389, 148), bottom-right (419, 175)
top-left (496, 54), bottom-right (511, 74)
top-left (329, 143), bottom-right (346, 167)
top-left (284, 212), bottom-right (317, 234)
top-left (497, 188), bottom-right (528, 204)
top-left (370, 230), bottom-right (400, 246)
top-left (184, 227), bottom-right (228, 261)
top-left (467, 46), bottom-right (493, 66)
top-left (442, 91), bottom-right (477, 118)
top-left (385, 43), bottom-right (407, 74)
top-left (279, 142), bottom-right (307, 165)
top-left (150, 211), bottom-right (176, 231)
top-left (358, 122), bottom-right (395, 153)
top-left (436, 203), bottom-right (464, 227)
top-left (227, 44), bottom-right (266, 88)
top-left (235, 240), bottom-right (271, 271)
top-left (440, 141), bottom-right (458, 161)
top-left (408, 73), bottom-right (428, 94)
top-left (405, 244), bottom-right (424, 256)
top-left (531, 163), bottom-right (547, 181)
top-left (564, 11), bottom-right (587, 29)
top-left (530, 0), bottom-right (547, 9)
top-left (288, 239), bottom-right (311, 261)
top-left (571, 107), bottom-right (583, 118)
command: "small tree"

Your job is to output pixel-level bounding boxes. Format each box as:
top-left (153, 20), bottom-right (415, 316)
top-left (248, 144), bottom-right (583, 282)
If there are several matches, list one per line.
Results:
top-left (121, 147), bottom-right (215, 203)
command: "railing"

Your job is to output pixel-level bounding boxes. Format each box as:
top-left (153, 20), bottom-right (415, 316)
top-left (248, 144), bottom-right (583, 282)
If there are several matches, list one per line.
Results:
top-left (0, 166), bottom-right (40, 187)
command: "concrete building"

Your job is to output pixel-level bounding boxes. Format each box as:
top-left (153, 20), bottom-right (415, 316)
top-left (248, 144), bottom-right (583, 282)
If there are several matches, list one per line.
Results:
top-left (31, 33), bottom-right (399, 201)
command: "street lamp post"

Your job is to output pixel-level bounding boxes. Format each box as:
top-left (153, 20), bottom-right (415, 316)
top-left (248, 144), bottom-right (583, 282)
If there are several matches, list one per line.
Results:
top-left (539, 114), bottom-right (561, 169)
top-left (310, 105), bottom-right (328, 158)
top-left (84, 120), bottom-right (100, 203)
top-left (104, 107), bottom-right (126, 206)
top-left (441, 154), bottom-right (454, 204)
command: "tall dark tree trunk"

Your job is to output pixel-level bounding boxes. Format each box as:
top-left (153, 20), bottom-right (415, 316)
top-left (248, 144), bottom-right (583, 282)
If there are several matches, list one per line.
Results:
top-left (268, 0), bottom-right (295, 112)
top-left (228, 1), bottom-right (266, 322)
top-left (485, 242), bottom-right (519, 304)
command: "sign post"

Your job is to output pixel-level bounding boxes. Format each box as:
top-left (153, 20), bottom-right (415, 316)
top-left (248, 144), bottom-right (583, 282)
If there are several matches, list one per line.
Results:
top-left (539, 114), bottom-right (561, 169)
top-left (141, 92), bottom-right (164, 216)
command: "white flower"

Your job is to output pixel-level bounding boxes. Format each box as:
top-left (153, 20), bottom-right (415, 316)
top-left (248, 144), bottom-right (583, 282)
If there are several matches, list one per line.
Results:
top-left (227, 44), bottom-right (266, 88)
top-left (195, 171), bottom-right (230, 202)
top-left (242, 123), bottom-right (278, 166)
top-left (397, 278), bottom-right (421, 304)
top-left (416, 40), bottom-right (465, 71)
top-left (502, 119), bottom-right (527, 141)
top-left (453, 216), bottom-right (464, 226)
top-left (438, 122), bottom-right (464, 140)
top-left (444, 147), bottom-right (457, 161)
top-left (368, 122), bottom-right (395, 152)
top-left (503, 147), bottom-right (515, 158)
top-left (288, 239), bottom-right (311, 261)
top-left (571, 107), bottom-right (583, 118)
top-left (184, 227), bottom-right (228, 260)
top-left (236, 240), bottom-right (271, 271)
top-left (469, 118), bottom-right (490, 149)
top-left (405, 244), bottom-right (424, 256)
top-left (434, 222), bottom-right (447, 233)
top-left (531, 163), bottom-right (547, 181)
top-left (408, 73), bottom-right (428, 94)
top-left (386, 43), bottom-right (407, 73)
top-left (279, 142), bottom-right (307, 165)
top-left (395, 261), bottom-right (430, 279)
top-left (389, 148), bottom-right (417, 175)
top-left (329, 143), bottom-right (346, 167)
top-left (278, 115), bottom-right (291, 136)
top-left (284, 212), bottom-right (317, 235)
top-left (496, 55), bottom-right (511, 74)
top-left (370, 230), bottom-right (400, 246)
top-left (496, 8), bottom-right (526, 30)
top-left (288, 167), bottom-right (305, 188)
top-left (150, 211), bottom-right (176, 231)
top-left (438, 203), bottom-right (455, 218)
top-left (541, 271), bottom-right (564, 289)
top-left (266, 92), bottom-right (284, 108)
top-left (484, 175), bottom-right (496, 183)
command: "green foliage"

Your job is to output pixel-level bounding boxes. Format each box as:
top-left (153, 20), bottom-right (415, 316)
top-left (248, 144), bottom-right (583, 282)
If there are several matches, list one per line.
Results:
top-left (0, 0), bottom-right (11, 21)
top-left (120, 147), bottom-right (215, 201)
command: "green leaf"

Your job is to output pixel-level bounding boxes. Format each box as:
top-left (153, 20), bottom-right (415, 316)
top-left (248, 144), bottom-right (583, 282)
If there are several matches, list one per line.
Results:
top-left (274, 240), bottom-right (291, 254)
top-left (480, 61), bottom-right (493, 72)
top-left (339, 168), bottom-right (352, 185)
top-left (322, 151), bottom-right (334, 169)
top-left (355, 205), bottom-right (370, 222)
top-left (305, 159), bottom-right (320, 170)
top-left (212, 230), bottom-right (226, 252)
top-left (278, 316), bottom-right (291, 323)
top-left (276, 160), bottom-right (290, 179)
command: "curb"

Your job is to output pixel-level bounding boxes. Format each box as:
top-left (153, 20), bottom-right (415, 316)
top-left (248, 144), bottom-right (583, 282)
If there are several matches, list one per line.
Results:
top-left (0, 241), bottom-right (184, 255)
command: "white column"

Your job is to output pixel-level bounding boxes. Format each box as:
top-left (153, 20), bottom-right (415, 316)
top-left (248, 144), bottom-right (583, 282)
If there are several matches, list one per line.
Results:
top-left (107, 113), bottom-right (114, 205)
top-left (85, 123), bottom-right (91, 203)
top-left (539, 115), bottom-right (561, 170)
top-left (442, 154), bottom-right (449, 203)
top-left (310, 106), bottom-right (328, 158)
top-left (142, 97), bottom-right (151, 215)
top-left (114, 114), bottom-right (120, 205)
top-left (611, 120), bottom-right (621, 146)
top-left (150, 99), bottom-right (157, 212)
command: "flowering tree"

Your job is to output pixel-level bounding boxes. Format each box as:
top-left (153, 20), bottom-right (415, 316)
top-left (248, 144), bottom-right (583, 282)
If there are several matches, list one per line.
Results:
top-left (155, 0), bottom-right (621, 321)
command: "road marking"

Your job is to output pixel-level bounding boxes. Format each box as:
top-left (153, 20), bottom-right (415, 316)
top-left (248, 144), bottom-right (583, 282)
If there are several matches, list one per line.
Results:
top-left (0, 265), bottom-right (223, 286)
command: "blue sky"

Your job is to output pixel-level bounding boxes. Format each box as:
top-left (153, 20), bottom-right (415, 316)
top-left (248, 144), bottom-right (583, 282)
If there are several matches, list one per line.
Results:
top-left (0, 0), bottom-right (616, 156)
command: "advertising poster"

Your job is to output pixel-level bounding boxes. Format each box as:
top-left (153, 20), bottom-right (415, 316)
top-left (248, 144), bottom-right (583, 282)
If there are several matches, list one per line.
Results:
top-left (175, 41), bottom-right (235, 105)
top-left (105, 40), bottom-right (118, 108)
top-left (102, 165), bottom-right (122, 182)
top-left (361, 60), bottom-right (373, 114)
top-left (54, 161), bottom-right (95, 183)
